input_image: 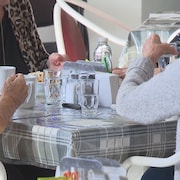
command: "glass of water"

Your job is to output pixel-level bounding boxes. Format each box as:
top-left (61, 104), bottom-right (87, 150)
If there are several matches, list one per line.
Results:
top-left (80, 79), bottom-right (99, 118)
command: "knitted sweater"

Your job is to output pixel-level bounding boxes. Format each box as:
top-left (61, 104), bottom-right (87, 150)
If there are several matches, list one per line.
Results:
top-left (116, 56), bottom-right (180, 179)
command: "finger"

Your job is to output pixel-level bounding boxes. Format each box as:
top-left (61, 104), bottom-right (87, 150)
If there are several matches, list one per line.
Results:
top-left (5, 75), bottom-right (16, 85)
top-left (152, 34), bottom-right (161, 44)
top-left (160, 43), bottom-right (178, 56)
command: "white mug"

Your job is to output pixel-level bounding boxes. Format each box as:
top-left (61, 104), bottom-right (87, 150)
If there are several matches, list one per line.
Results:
top-left (20, 75), bottom-right (36, 109)
top-left (0, 66), bottom-right (16, 91)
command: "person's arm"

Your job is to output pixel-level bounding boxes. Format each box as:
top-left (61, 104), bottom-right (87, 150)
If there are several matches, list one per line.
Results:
top-left (116, 34), bottom-right (179, 124)
top-left (0, 96), bottom-right (17, 133)
top-left (0, 74), bottom-right (28, 133)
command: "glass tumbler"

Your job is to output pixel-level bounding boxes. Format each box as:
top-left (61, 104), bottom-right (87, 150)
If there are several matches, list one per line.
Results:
top-left (44, 69), bottom-right (66, 107)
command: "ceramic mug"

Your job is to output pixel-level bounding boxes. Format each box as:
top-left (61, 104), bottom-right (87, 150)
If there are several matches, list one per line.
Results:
top-left (20, 75), bottom-right (36, 109)
top-left (0, 66), bottom-right (16, 92)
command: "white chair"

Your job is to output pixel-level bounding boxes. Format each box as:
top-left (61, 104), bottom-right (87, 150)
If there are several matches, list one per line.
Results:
top-left (53, 0), bottom-right (131, 57)
top-left (53, 2), bottom-right (88, 61)
top-left (0, 161), bottom-right (7, 180)
top-left (121, 152), bottom-right (180, 180)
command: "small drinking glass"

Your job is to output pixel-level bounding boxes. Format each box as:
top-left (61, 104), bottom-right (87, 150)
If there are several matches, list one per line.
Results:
top-left (80, 79), bottom-right (99, 118)
top-left (43, 69), bottom-right (66, 107)
top-left (158, 43), bottom-right (177, 72)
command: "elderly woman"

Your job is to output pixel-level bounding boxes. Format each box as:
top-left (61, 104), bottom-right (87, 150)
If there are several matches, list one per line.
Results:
top-left (116, 34), bottom-right (179, 179)
top-left (0, 0), bottom-right (64, 179)
top-left (0, 72), bottom-right (54, 179)
top-left (0, 0), bottom-right (67, 74)
top-left (0, 73), bottom-right (35, 180)
top-left (0, 74), bottom-right (28, 133)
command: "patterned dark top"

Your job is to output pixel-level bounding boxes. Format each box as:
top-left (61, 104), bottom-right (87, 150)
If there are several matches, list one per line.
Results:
top-left (2, 0), bottom-right (48, 73)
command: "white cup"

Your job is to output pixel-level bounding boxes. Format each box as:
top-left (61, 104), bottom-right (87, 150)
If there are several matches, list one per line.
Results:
top-left (36, 82), bottom-right (45, 98)
top-left (20, 75), bottom-right (36, 109)
top-left (0, 66), bottom-right (16, 91)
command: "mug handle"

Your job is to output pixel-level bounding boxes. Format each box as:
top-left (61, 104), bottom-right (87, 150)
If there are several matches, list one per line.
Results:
top-left (26, 82), bottom-right (32, 103)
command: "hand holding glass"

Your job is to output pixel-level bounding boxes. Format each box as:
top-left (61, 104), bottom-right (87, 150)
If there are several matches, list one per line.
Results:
top-left (158, 43), bottom-right (177, 71)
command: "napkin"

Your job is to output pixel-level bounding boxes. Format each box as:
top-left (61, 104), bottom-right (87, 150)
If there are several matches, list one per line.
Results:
top-left (96, 72), bottom-right (121, 107)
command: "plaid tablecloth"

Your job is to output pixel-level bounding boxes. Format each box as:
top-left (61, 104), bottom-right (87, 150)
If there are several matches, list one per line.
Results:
top-left (0, 102), bottom-right (177, 170)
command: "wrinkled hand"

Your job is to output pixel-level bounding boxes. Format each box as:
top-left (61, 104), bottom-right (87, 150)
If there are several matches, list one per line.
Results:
top-left (112, 67), bottom-right (127, 79)
top-left (1, 74), bottom-right (28, 108)
top-left (47, 52), bottom-right (69, 70)
top-left (142, 34), bottom-right (178, 66)
top-left (0, 74), bottom-right (28, 132)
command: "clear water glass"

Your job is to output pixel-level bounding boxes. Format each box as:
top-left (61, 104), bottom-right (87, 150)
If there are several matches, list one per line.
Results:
top-left (80, 79), bottom-right (99, 118)
top-left (158, 42), bottom-right (177, 72)
top-left (43, 69), bottom-right (66, 107)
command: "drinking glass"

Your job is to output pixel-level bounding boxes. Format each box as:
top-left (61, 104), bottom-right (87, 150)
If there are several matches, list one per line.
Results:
top-left (158, 43), bottom-right (177, 72)
top-left (44, 69), bottom-right (66, 107)
top-left (80, 79), bottom-right (99, 118)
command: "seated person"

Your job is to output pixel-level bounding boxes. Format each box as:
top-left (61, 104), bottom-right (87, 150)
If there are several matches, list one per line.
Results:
top-left (116, 34), bottom-right (179, 180)
top-left (0, 74), bottom-right (56, 180)
top-left (0, 0), bottom-right (65, 178)
top-left (0, 0), bottom-right (67, 74)
top-left (0, 74), bottom-right (28, 133)
top-left (0, 74), bottom-right (26, 179)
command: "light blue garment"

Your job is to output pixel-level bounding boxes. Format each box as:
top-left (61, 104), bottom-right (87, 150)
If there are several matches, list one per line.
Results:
top-left (116, 56), bottom-right (180, 179)
top-left (116, 56), bottom-right (180, 123)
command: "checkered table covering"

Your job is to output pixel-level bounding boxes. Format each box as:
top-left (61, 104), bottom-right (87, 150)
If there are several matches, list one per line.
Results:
top-left (0, 102), bottom-right (177, 170)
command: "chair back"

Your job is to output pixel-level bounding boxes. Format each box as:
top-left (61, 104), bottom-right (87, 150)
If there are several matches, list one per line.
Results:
top-left (55, 0), bottom-right (131, 46)
top-left (61, 9), bottom-right (87, 61)
top-left (54, 3), bottom-right (87, 61)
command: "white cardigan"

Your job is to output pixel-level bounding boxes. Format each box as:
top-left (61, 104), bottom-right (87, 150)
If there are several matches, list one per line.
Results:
top-left (116, 56), bottom-right (180, 179)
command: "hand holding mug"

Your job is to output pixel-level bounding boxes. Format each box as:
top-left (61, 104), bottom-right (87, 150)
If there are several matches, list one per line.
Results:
top-left (1, 74), bottom-right (28, 108)
top-left (19, 75), bottom-right (36, 109)
top-left (0, 74), bottom-right (28, 133)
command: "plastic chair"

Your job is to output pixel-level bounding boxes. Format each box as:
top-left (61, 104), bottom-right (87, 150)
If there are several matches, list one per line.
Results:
top-left (121, 152), bottom-right (180, 180)
top-left (53, 0), bottom-right (131, 61)
top-left (0, 161), bottom-right (7, 180)
top-left (53, 3), bottom-right (87, 61)
top-left (30, 0), bottom-right (89, 56)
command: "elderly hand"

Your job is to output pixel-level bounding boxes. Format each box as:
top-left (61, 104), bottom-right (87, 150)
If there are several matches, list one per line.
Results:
top-left (1, 74), bottom-right (28, 108)
top-left (142, 34), bottom-right (178, 66)
top-left (47, 52), bottom-right (69, 70)
top-left (0, 74), bottom-right (28, 133)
